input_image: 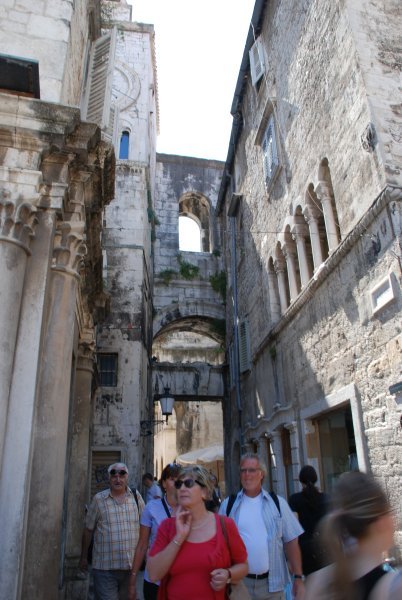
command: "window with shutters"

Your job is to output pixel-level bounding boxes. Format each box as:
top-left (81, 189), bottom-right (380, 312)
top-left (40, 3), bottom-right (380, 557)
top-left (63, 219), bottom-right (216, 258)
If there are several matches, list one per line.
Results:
top-left (239, 319), bottom-right (251, 374)
top-left (249, 37), bottom-right (265, 87)
top-left (82, 28), bottom-right (117, 142)
top-left (262, 114), bottom-right (279, 186)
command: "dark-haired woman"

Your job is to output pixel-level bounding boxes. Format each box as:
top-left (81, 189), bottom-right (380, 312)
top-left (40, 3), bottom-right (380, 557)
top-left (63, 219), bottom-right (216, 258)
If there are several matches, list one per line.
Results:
top-left (289, 465), bottom-right (329, 575)
top-left (305, 471), bottom-right (400, 600)
top-left (128, 463), bottom-right (181, 600)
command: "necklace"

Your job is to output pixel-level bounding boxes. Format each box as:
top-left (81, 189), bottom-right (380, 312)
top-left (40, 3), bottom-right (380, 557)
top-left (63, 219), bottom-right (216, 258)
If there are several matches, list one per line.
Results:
top-left (190, 514), bottom-right (211, 531)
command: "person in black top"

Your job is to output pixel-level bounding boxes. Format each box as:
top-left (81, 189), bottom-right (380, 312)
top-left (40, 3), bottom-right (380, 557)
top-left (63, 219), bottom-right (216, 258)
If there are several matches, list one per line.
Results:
top-left (289, 465), bottom-right (329, 575)
top-left (304, 471), bottom-right (400, 600)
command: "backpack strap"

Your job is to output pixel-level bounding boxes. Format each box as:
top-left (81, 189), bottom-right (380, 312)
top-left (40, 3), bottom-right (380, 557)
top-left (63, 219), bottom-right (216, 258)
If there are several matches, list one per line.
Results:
top-left (131, 488), bottom-right (139, 509)
top-left (269, 491), bottom-right (281, 516)
top-left (226, 493), bottom-right (237, 516)
top-left (226, 490), bottom-right (281, 516)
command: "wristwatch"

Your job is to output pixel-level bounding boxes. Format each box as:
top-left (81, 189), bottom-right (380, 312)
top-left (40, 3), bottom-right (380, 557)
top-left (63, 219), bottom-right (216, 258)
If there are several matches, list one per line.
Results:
top-left (293, 574), bottom-right (305, 581)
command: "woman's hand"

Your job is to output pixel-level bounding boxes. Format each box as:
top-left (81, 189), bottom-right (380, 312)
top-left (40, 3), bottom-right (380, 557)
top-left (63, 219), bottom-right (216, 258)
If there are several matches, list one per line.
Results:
top-left (175, 505), bottom-right (192, 541)
top-left (210, 568), bottom-right (231, 591)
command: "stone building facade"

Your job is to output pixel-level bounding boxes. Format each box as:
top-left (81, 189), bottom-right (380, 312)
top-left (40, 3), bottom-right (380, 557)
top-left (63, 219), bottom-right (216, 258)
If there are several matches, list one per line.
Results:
top-left (0, 1), bottom-right (115, 598)
top-left (218, 0), bottom-right (402, 559)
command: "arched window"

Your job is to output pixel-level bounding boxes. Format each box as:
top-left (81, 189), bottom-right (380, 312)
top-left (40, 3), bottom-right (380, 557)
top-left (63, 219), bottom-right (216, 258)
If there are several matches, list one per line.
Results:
top-left (179, 215), bottom-right (201, 252)
top-left (119, 131), bottom-right (130, 159)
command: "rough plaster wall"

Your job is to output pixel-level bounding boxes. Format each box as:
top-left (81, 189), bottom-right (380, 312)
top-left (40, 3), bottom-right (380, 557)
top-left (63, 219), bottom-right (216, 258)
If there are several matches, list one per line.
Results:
top-left (0, 0), bottom-right (78, 102)
top-left (175, 401), bottom-right (224, 455)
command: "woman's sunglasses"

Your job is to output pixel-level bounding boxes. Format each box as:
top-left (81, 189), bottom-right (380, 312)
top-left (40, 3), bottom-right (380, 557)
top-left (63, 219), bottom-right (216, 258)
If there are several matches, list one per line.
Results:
top-left (174, 478), bottom-right (205, 489)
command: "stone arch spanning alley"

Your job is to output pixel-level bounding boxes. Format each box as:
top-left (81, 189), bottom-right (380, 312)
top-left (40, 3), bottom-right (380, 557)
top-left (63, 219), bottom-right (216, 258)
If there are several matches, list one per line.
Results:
top-left (270, 158), bottom-right (340, 315)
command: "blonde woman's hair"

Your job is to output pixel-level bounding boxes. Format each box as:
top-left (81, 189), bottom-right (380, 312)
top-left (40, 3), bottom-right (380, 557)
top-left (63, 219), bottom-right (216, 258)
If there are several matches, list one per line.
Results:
top-left (177, 465), bottom-right (213, 500)
top-left (320, 471), bottom-right (391, 600)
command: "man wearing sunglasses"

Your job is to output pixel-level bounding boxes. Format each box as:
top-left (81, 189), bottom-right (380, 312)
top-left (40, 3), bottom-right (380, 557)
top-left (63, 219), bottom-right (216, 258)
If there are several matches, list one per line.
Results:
top-left (79, 462), bottom-right (145, 599)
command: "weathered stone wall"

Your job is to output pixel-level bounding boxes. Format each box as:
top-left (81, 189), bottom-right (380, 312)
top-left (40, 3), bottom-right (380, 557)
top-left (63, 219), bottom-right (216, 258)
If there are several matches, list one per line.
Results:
top-left (0, 0), bottom-right (93, 103)
top-left (221, 0), bottom-right (402, 556)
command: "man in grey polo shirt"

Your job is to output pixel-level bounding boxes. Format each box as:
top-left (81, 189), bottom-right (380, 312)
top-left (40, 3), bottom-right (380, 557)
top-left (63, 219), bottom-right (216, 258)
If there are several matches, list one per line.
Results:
top-left (220, 453), bottom-right (304, 600)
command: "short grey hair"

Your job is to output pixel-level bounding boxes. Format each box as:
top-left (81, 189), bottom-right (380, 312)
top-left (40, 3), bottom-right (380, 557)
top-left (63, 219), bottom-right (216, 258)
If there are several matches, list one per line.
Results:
top-left (240, 453), bottom-right (267, 478)
top-left (177, 464), bottom-right (213, 499)
top-left (108, 462), bottom-right (129, 475)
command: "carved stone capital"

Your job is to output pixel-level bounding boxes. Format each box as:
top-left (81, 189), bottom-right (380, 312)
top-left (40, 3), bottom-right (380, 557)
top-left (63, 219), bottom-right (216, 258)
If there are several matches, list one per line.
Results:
top-left (0, 191), bottom-right (38, 254)
top-left (52, 222), bottom-right (87, 278)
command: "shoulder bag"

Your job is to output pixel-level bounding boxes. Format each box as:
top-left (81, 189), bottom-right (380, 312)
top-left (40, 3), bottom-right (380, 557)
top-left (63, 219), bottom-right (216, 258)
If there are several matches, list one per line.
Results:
top-left (219, 516), bottom-right (250, 600)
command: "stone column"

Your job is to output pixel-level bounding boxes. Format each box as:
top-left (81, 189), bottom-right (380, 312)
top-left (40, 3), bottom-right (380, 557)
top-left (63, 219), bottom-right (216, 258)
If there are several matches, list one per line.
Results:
top-left (0, 180), bottom-right (39, 465)
top-left (284, 421), bottom-right (301, 492)
top-left (267, 269), bottom-right (281, 322)
top-left (63, 331), bottom-right (95, 599)
top-left (316, 181), bottom-right (340, 253)
top-left (21, 223), bottom-right (86, 598)
top-left (304, 209), bottom-right (324, 271)
top-left (292, 224), bottom-right (312, 288)
top-left (282, 245), bottom-right (299, 302)
top-left (273, 257), bottom-right (288, 314)
top-left (270, 430), bottom-right (286, 497)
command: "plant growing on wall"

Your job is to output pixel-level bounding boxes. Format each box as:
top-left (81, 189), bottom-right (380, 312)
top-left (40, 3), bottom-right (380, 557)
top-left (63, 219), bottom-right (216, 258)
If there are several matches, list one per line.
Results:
top-left (209, 271), bottom-right (226, 303)
top-left (158, 269), bottom-right (177, 285)
top-left (177, 254), bottom-right (200, 280)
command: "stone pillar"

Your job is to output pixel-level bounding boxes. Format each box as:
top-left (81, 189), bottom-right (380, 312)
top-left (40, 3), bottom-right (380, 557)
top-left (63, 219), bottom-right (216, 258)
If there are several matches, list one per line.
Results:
top-left (267, 269), bottom-right (281, 322)
top-left (292, 224), bottom-right (312, 288)
top-left (0, 208), bottom-right (57, 600)
top-left (0, 180), bottom-right (39, 465)
top-left (316, 181), bottom-right (340, 253)
top-left (282, 245), bottom-right (299, 302)
top-left (270, 430), bottom-right (286, 497)
top-left (304, 210), bottom-right (324, 271)
top-left (63, 331), bottom-right (95, 599)
top-left (273, 257), bottom-right (288, 314)
top-left (21, 223), bottom-right (86, 599)
top-left (284, 421), bottom-right (301, 492)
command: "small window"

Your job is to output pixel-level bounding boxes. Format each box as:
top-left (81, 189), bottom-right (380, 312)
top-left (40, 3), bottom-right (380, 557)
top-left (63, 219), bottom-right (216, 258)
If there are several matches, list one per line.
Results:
top-left (119, 131), bottom-right (130, 159)
top-left (262, 115), bottom-right (279, 185)
top-left (98, 353), bottom-right (118, 386)
top-left (249, 38), bottom-right (265, 86)
top-left (0, 54), bottom-right (40, 98)
top-left (239, 319), bottom-right (251, 374)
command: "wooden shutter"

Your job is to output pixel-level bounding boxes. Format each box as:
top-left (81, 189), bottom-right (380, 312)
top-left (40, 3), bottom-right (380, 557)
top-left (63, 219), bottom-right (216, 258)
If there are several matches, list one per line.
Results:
top-left (83, 27), bottom-right (117, 130)
top-left (249, 37), bottom-right (265, 86)
top-left (239, 319), bottom-right (251, 373)
top-left (103, 103), bottom-right (120, 147)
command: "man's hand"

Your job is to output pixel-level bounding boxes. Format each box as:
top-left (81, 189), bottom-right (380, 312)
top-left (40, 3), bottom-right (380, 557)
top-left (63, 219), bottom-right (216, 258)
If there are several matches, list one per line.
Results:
top-left (127, 573), bottom-right (137, 600)
top-left (292, 578), bottom-right (305, 599)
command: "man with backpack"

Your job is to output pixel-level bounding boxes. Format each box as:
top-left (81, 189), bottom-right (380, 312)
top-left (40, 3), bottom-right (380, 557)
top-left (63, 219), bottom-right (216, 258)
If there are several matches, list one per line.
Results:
top-left (219, 453), bottom-right (304, 600)
top-left (79, 462), bottom-right (144, 599)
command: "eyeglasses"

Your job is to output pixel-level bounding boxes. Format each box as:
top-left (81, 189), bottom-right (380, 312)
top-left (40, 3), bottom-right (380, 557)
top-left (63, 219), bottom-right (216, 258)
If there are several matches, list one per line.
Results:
top-left (174, 478), bottom-right (205, 489)
top-left (110, 469), bottom-right (127, 477)
top-left (240, 468), bottom-right (261, 474)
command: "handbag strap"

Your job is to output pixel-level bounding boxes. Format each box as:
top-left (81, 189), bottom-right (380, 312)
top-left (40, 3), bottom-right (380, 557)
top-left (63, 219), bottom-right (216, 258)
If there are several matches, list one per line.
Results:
top-left (161, 496), bottom-right (171, 518)
top-left (219, 515), bottom-right (230, 554)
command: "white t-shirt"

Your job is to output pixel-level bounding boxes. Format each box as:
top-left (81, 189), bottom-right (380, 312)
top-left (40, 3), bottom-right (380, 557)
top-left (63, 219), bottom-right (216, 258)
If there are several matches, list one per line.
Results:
top-left (237, 493), bottom-right (269, 574)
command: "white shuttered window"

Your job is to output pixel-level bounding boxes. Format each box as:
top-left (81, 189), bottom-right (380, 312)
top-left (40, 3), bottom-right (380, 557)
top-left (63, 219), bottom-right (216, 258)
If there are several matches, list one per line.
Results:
top-left (83, 28), bottom-right (117, 132)
top-left (249, 37), bottom-right (265, 86)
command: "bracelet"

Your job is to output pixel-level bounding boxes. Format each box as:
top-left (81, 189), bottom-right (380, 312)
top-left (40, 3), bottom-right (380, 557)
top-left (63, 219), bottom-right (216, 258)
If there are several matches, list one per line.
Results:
top-left (172, 539), bottom-right (182, 547)
top-left (226, 568), bottom-right (232, 584)
top-left (293, 574), bottom-right (305, 581)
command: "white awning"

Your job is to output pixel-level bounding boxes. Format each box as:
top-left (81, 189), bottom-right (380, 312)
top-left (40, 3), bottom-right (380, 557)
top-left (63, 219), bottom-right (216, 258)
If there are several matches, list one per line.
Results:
top-left (176, 444), bottom-right (224, 465)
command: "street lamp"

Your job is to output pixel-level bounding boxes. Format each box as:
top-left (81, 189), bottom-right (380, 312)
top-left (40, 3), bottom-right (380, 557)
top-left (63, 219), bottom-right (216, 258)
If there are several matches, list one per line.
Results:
top-left (140, 387), bottom-right (175, 435)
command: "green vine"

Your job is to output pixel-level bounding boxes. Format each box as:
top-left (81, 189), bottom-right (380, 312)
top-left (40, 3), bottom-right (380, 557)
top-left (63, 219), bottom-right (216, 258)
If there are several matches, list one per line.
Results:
top-left (177, 254), bottom-right (199, 280)
top-left (209, 271), bottom-right (226, 303)
top-left (158, 269), bottom-right (177, 285)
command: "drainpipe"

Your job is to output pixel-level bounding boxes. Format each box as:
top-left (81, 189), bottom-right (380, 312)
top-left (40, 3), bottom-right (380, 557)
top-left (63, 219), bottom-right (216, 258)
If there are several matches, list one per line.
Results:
top-left (229, 211), bottom-right (244, 449)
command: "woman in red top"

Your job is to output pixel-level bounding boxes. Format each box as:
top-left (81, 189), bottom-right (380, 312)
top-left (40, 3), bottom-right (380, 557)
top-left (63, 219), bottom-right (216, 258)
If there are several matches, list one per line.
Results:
top-left (147, 464), bottom-right (248, 599)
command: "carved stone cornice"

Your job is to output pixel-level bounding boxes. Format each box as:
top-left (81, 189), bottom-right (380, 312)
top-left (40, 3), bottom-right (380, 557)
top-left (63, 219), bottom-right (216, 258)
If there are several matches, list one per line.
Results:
top-left (0, 191), bottom-right (38, 254)
top-left (52, 222), bottom-right (87, 278)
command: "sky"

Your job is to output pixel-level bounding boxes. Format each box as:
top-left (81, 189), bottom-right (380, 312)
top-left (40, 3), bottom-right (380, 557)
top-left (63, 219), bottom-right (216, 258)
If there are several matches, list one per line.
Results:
top-left (128, 0), bottom-right (256, 161)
